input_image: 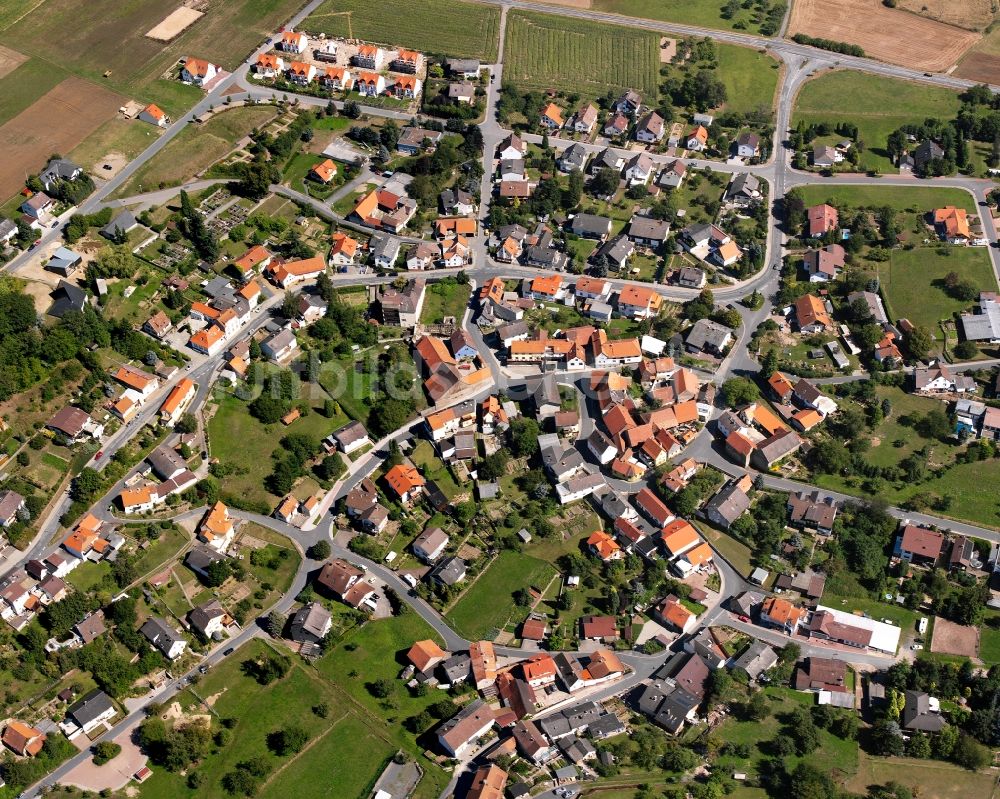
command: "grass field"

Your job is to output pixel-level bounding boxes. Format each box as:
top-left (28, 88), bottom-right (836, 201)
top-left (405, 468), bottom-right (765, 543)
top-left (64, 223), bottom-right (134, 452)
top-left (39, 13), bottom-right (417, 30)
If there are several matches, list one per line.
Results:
top-left (503, 11), bottom-right (660, 101)
top-left (207, 387), bottom-right (349, 508)
top-left (70, 117), bottom-right (164, 172)
top-left (879, 246), bottom-right (997, 331)
top-left (715, 44), bottom-right (780, 115)
top-left (794, 184), bottom-right (976, 213)
top-left (318, 613), bottom-right (450, 799)
top-left (0, 57), bottom-right (66, 127)
top-left (410, 440), bottom-right (463, 501)
top-left (714, 686), bottom-right (859, 783)
top-left (304, 0), bottom-right (500, 61)
top-left (419, 280), bottom-right (471, 325)
top-left (0, 0), bottom-right (305, 108)
top-left (445, 550), bottom-right (557, 639)
top-left (844, 752), bottom-right (995, 798)
top-left (979, 624), bottom-right (1000, 665)
top-left (116, 105), bottom-right (278, 196)
top-left (136, 638), bottom-right (396, 799)
top-left (793, 71), bottom-right (962, 173)
top-left (590, 0), bottom-right (781, 35)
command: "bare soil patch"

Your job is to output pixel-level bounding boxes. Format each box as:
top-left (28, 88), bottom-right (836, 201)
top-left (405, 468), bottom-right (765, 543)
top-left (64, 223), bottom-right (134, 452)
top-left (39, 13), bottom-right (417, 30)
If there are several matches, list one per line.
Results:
top-left (0, 76), bottom-right (123, 200)
top-left (788, 0), bottom-right (979, 71)
top-left (0, 44), bottom-right (27, 79)
top-left (534, 0), bottom-right (592, 7)
top-left (930, 616), bottom-right (980, 658)
top-left (145, 6), bottom-right (204, 41)
top-left (953, 50), bottom-right (1000, 83)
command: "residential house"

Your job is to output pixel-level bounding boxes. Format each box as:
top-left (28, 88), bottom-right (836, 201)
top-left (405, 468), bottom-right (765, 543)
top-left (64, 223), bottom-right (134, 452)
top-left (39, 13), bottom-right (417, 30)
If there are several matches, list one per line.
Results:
top-left (787, 491), bottom-right (838, 535)
top-left (732, 641), bottom-right (777, 682)
top-left (140, 617), bottom-right (187, 660)
top-left (806, 204), bottom-right (838, 238)
top-left (615, 89), bottom-right (642, 116)
top-left (64, 690), bottom-right (116, 736)
top-left (704, 481), bottom-right (751, 529)
top-left (317, 559), bottom-right (375, 608)
top-left (686, 126), bottom-right (709, 151)
top-left (188, 599), bottom-right (233, 639)
top-left (413, 527), bottom-right (450, 563)
top-left (897, 524), bottom-right (944, 566)
top-left (685, 318), bottom-right (732, 356)
top-left (902, 691), bottom-right (945, 732)
top-left (812, 144), bottom-right (841, 168)
top-left (794, 293), bottom-right (833, 333)
top-left (760, 596), bottom-right (805, 633)
top-left (260, 329), bottom-right (298, 362)
top-left (569, 103), bottom-right (599, 134)
top-left (725, 173), bottom-right (762, 207)
top-left (540, 103), bottom-right (564, 129)
top-left (635, 111), bottom-right (664, 143)
top-left (437, 700), bottom-right (495, 757)
top-left (180, 57), bottom-right (217, 85)
top-left (804, 244), bottom-right (846, 282)
top-left (658, 160), bottom-right (686, 189)
top-left (385, 464), bottom-right (425, 504)
top-left (289, 602), bottom-right (332, 644)
top-left (734, 132), bottom-right (760, 158)
top-left (571, 213), bottom-right (613, 240)
top-left (558, 143), bottom-right (589, 173)
top-left (934, 206), bottom-right (971, 243)
top-left (253, 53), bottom-right (284, 77)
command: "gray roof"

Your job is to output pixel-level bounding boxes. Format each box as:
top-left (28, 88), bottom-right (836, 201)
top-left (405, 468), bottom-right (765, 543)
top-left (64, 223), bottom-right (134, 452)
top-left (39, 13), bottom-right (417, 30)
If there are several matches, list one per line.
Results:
top-left (571, 213), bottom-right (613, 237)
top-left (67, 689), bottom-right (114, 727)
top-left (559, 143), bottom-right (588, 171)
top-left (846, 290), bottom-right (889, 326)
top-left (290, 601), bottom-right (331, 641)
top-left (686, 318), bottom-right (732, 352)
top-left (726, 172), bottom-right (760, 200)
top-left (594, 235), bottom-right (633, 266)
top-left (333, 420), bottom-right (369, 448)
top-left (627, 215), bottom-right (670, 242)
top-left (140, 616), bottom-right (184, 655)
top-left (370, 232), bottom-right (402, 260)
top-left (41, 158), bottom-right (80, 185)
top-left (440, 653), bottom-right (471, 683)
top-left (732, 640), bottom-right (777, 679)
top-left (705, 482), bottom-right (751, 526)
top-left (186, 545), bottom-right (225, 573)
top-left (902, 690), bottom-right (945, 731)
top-left (188, 599), bottom-right (228, 636)
top-left (48, 280), bottom-right (86, 318)
top-left (147, 444), bottom-right (186, 479)
top-left (100, 210), bottom-right (138, 239)
top-left (431, 556), bottom-right (466, 585)
top-left (0, 218), bottom-right (16, 239)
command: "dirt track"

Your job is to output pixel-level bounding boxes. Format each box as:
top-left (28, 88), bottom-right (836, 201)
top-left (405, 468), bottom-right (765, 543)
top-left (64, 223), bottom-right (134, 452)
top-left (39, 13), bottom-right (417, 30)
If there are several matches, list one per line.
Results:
top-left (788, 0), bottom-right (980, 72)
top-left (0, 77), bottom-right (123, 200)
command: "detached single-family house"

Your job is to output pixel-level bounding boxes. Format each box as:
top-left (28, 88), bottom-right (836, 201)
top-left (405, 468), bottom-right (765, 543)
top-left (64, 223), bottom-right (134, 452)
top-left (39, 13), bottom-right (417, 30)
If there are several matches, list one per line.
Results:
top-left (181, 57), bottom-right (218, 86)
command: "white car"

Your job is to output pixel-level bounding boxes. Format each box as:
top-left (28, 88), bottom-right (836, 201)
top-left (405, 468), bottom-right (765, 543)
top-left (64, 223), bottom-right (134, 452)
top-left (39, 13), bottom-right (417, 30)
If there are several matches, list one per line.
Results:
top-left (403, 573), bottom-right (418, 588)
top-left (911, 644), bottom-right (923, 651)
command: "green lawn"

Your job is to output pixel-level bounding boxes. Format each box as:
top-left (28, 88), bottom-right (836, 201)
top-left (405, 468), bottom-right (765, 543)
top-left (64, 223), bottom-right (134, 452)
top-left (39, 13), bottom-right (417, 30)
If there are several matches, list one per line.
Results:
top-left (419, 280), bottom-right (471, 325)
top-left (794, 184), bottom-right (976, 213)
top-left (70, 116), bottom-right (164, 172)
top-left (136, 638), bottom-right (396, 799)
top-left (714, 686), bottom-right (859, 783)
top-left (409, 440), bottom-right (462, 501)
top-left (978, 624), bottom-right (1000, 665)
top-left (116, 106), bottom-right (279, 196)
top-left (445, 550), bottom-right (557, 639)
top-left (793, 71), bottom-right (962, 173)
top-left (317, 352), bottom-right (381, 426)
top-left (317, 614), bottom-right (451, 799)
top-left (862, 387), bottom-right (959, 470)
top-left (304, 0), bottom-right (500, 61)
top-left (207, 387), bottom-right (349, 508)
top-left (715, 44), bottom-right (780, 115)
top-left (879, 246), bottom-right (997, 331)
top-left (132, 527), bottom-right (190, 579)
top-left (503, 10), bottom-right (660, 101)
top-left (590, 0), bottom-right (784, 36)
top-left (66, 560), bottom-right (107, 593)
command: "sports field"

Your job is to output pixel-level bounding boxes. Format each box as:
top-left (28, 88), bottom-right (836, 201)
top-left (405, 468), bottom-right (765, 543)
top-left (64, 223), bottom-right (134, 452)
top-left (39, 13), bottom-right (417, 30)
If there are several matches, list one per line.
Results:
top-left (793, 71), bottom-right (962, 173)
top-left (304, 0), bottom-right (501, 61)
top-left (0, 76), bottom-right (124, 200)
top-left (503, 10), bottom-right (660, 100)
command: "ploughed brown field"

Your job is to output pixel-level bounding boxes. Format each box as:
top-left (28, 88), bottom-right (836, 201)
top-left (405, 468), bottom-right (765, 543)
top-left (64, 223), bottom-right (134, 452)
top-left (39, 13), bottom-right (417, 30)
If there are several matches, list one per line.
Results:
top-left (0, 77), bottom-right (123, 200)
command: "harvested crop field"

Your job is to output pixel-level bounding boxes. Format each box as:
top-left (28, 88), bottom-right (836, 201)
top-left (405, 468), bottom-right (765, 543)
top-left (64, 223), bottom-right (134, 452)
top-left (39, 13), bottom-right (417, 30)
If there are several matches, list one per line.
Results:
top-left (897, 0), bottom-right (993, 30)
top-left (930, 617), bottom-right (980, 658)
top-left (503, 10), bottom-right (660, 100)
top-left (788, 0), bottom-right (979, 71)
top-left (0, 76), bottom-right (123, 199)
top-left (0, 43), bottom-right (25, 78)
